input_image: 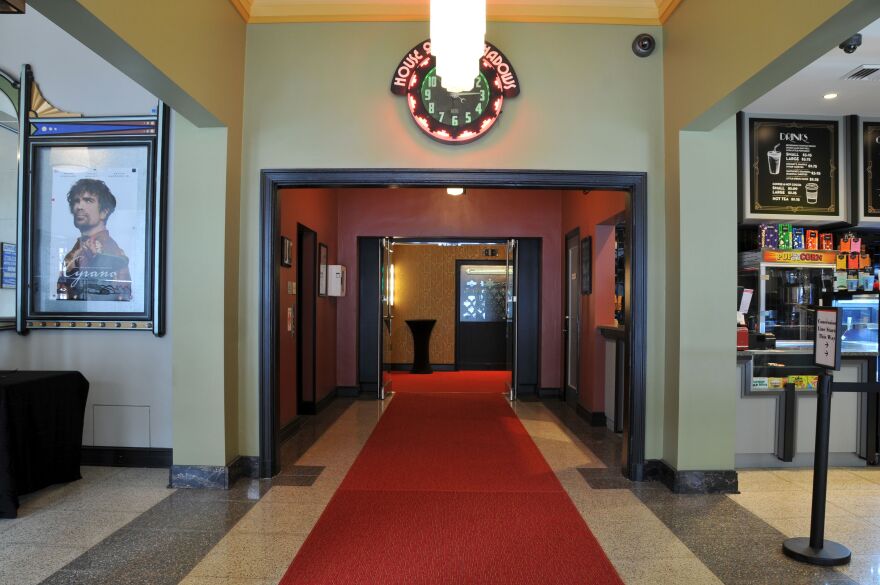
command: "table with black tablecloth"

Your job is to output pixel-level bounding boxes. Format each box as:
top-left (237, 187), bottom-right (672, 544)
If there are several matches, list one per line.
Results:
top-left (0, 371), bottom-right (89, 518)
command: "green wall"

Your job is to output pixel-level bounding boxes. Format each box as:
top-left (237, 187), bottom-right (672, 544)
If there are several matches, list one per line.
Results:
top-left (238, 22), bottom-right (667, 458)
top-left (170, 113), bottom-right (231, 465)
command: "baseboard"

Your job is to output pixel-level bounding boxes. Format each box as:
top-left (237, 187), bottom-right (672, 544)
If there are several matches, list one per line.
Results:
top-left (279, 416), bottom-right (306, 443)
top-left (576, 404), bottom-right (607, 427)
top-left (81, 446), bottom-right (172, 468)
top-left (171, 455), bottom-right (261, 490)
top-left (297, 388), bottom-right (338, 416)
top-left (229, 455), bottom-right (260, 481)
top-left (336, 386), bottom-right (360, 397)
top-left (385, 363), bottom-right (456, 372)
top-left (646, 459), bottom-right (739, 494)
top-left (538, 387), bottom-right (562, 398)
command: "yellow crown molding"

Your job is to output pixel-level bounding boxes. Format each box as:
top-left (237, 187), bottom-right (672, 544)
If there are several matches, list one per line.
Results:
top-left (236, 1), bottom-right (678, 25)
top-left (657, 0), bottom-right (683, 23)
top-left (228, 0), bottom-right (253, 22)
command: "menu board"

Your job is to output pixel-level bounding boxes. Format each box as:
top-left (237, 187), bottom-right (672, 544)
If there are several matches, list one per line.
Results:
top-left (0, 242), bottom-right (14, 289)
top-left (748, 117), bottom-right (839, 216)
top-left (862, 120), bottom-right (880, 217)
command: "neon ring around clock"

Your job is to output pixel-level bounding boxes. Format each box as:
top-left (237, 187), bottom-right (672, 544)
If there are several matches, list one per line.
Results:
top-left (390, 40), bottom-right (520, 144)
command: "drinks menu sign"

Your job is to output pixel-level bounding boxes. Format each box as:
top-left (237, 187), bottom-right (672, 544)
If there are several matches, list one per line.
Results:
top-left (861, 120), bottom-right (880, 218)
top-left (750, 117), bottom-right (838, 214)
top-left (739, 114), bottom-right (845, 224)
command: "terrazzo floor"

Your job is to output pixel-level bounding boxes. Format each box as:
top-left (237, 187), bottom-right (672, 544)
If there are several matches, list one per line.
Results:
top-left (2, 395), bottom-right (880, 584)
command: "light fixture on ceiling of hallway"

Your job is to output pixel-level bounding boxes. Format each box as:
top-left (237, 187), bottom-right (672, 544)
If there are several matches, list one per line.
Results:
top-left (430, 0), bottom-right (486, 93)
top-left (824, 92), bottom-right (838, 100)
top-left (447, 187), bottom-right (465, 196)
top-left (0, 0), bottom-right (24, 13)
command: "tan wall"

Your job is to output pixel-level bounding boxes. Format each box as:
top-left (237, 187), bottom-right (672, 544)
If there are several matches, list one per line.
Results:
top-left (386, 245), bottom-right (506, 365)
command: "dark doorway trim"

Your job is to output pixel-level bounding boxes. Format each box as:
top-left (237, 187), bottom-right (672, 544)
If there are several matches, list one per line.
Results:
top-left (260, 169), bottom-right (648, 481)
top-left (563, 227), bottom-right (581, 408)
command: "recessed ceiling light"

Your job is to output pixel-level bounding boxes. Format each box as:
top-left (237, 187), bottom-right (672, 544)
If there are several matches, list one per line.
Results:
top-left (824, 93), bottom-right (838, 100)
top-left (446, 187), bottom-right (465, 196)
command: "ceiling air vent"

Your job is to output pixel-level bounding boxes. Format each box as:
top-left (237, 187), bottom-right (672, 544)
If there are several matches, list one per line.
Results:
top-left (842, 65), bottom-right (880, 81)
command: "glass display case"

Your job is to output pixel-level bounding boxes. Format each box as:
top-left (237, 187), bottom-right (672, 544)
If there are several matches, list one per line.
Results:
top-left (738, 250), bottom-right (834, 348)
top-left (834, 292), bottom-right (879, 354)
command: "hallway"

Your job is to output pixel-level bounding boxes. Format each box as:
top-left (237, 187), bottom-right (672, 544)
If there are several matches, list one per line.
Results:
top-left (2, 390), bottom-right (878, 584)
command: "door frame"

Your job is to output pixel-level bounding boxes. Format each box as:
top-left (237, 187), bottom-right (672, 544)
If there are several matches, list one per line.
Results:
top-left (454, 258), bottom-right (508, 371)
top-left (563, 227), bottom-right (581, 406)
top-left (260, 169), bottom-right (648, 481)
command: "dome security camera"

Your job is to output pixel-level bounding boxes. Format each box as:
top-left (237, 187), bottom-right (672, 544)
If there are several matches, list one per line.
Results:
top-left (839, 34), bottom-right (862, 54)
top-left (632, 33), bottom-right (656, 58)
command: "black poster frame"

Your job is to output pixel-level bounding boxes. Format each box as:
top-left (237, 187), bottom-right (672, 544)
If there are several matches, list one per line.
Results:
top-left (15, 64), bottom-right (169, 335)
top-left (851, 115), bottom-right (880, 226)
top-left (738, 112), bottom-right (848, 225)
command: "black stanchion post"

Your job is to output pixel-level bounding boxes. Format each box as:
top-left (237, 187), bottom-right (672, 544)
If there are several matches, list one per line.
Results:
top-left (782, 373), bottom-right (851, 566)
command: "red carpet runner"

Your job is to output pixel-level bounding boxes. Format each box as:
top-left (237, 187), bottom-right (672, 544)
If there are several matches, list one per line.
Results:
top-left (388, 370), bottom-right (510, 394)
top-left (279, 392), bottom-right (624, 584)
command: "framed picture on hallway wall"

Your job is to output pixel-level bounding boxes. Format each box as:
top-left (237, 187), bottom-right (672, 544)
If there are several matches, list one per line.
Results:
top-left (580, 236), bottom-right (592, 295)
top-left (318, 243), bottom-right (328, 297)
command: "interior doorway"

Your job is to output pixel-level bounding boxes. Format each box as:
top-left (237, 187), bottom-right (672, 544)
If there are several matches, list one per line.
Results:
top-left (260, 171), bottom-right (648, 482)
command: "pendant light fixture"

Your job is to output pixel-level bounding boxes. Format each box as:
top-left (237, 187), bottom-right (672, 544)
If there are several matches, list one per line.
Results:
top-left (430, 0), bottom-right (486, 93)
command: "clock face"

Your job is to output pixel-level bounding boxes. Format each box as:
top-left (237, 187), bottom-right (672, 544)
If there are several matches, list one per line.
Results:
top-left (420, 68), bottom-right (491, 129)
top-left (391, 40), bottom-right (520, 145)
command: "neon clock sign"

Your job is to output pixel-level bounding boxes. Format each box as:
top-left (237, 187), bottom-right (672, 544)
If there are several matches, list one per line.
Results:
top-left (390, 40), bottom-right (520, 144)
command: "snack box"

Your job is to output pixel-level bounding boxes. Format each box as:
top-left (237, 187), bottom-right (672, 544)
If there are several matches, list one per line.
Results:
top-left (779, 230), bottom-right (792, 250)
top-left (848, 253), bottom-right (860, 270)
top-left (788, 375), bottom-right (818, 391)
top-left (852, 237), bottom-right (863, 252)
top-left (768, 377), bottom-right (786, 390)
top-left (792, 227), bottom-right (805, 249)
top-left (835, 271), bottom-right (848, 290)
top-left (759, 224), bottom-right (778, 249)
top-left (837, 254), bottom-right (848, 270)
top-left (840, 236), bottom-right (853, 252)
top-left (805, 229), bottom-right (819, 250)
top-left (820, 233), bottom-right (834, 250)
top-left (861, 253), bottom-right (872, 269)
top-left (751, 377), bottom-right (770, 391)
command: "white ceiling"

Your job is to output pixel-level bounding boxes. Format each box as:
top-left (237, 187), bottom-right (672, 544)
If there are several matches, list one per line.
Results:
top-left (746, 18), bottom-right (880, 117)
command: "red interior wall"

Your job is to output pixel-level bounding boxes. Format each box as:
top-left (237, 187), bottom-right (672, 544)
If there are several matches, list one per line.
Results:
top-left (279, 188), bottom-right (339, 426)
top-left (334, 188), bottom-right (564, 390)
top-left (561, 190), bottom-right (626, 413)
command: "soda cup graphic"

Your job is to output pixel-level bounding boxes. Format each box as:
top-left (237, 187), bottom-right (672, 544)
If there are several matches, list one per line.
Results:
top-left (767, 143), bottom-right (782, 175)
top-left (805, 182), bottom-right (819, 204)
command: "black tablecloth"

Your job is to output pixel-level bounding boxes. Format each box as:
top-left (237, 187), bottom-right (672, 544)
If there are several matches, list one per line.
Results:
top-left (0, 371), bottom-right (89, 518)
top-left (406, 319), bottom-right (436, 374)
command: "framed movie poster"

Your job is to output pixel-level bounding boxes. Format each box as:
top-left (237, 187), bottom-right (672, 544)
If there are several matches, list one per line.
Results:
top-left (738, 112), bottom-right (848, 225)
top-left (318, 243), bottom-right (328, 297)
top-left (27, 141), bottom-right (155, 322)
top-left (580, 236), bottom-right (591, 295)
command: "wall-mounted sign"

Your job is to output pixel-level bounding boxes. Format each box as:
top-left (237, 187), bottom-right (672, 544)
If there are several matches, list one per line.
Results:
top-left (390, 40), bottom-right (520, 144)
top-left (1, 242), bottom-right (15, 288)
top-left (738, 113), bottom-right (847, 225)
top-left (814, 307), bottom-right (841, 370)
top-left (762, 250), bottom-right (838, 265)
top-left (851, 116), bottom-right (880, 225)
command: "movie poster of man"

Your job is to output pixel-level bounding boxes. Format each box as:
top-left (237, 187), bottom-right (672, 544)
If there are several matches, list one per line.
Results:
top-left (30, 144), bottom-right (150, 316)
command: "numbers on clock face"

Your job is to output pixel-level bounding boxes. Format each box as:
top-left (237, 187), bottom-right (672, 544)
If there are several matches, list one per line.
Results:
top-left (420, 68), bottom-right (491, 127)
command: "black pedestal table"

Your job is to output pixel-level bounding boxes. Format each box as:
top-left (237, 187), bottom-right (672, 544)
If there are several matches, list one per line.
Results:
top-left (406, 319), bottom-right (436, 374)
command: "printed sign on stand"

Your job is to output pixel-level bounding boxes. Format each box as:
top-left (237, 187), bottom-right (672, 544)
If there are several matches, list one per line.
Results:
top-left (814, 307), bottom-right (842, 370)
